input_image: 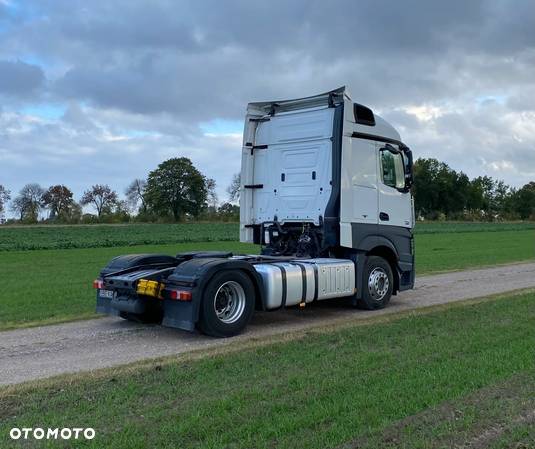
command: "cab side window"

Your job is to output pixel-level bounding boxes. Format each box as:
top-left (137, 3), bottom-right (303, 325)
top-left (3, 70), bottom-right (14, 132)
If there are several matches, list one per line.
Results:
top-left (380, 149), bottom-right (405, 189)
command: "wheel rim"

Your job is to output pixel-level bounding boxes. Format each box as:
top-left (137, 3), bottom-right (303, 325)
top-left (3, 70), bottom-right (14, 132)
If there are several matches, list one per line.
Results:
top-left (213, 281), bottom-right (246, 324)
top-left (368, 267), bottom-right (389, 301)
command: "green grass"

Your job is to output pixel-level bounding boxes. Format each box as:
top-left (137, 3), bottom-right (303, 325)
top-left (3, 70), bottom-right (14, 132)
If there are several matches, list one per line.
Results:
top-left (1, 221), bottom-right (533, 251)
top-left (352, 369), bottom-right (535, 448)
top-left (0, 222), bottom-right (239, 251)
top-left (412, 221), bottom-right (535, 234)
top-left (0, 229), bottom-right (533, 330)
top-left (0, 241), bottom-right (257, 330)
top-left (416, 229), bottom-right (534, 273)
top-left (1, 291), bottom-right (533, 449)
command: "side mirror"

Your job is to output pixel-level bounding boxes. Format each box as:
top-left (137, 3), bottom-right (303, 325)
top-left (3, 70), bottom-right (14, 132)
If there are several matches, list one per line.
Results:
top-left (402, 147), bottom-right (414, 191)
top-left (383, 143), bottom-right (400, 155)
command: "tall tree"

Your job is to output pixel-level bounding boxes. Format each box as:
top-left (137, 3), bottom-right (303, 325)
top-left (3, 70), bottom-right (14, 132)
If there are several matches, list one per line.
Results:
top-left (412, 158), bottom-right (444, 217)
top-left (125, 179), bottom-right (147, 212)
top-left (11, 183), bottom-right (44, 222)
top-left (206, 178), bottom-right (218, 209)
top-left (515, 182), bottom-right (535, 219)
top-left (42, 185), bottom-right (75, 219)
top-left (10, 196), bottom-right (28, 221)
top-left (470, 176), bottom-right (514, 219)
top-left (471, 176), bottom-right (495, 215)
top-left (218, 202), bottom-right (240, 221)
top-left (227, 173), bottom-right (241, 203)
top-left (493, 180), bottom-right (512, 217)
top-left (0, 185), bottom-right (10, 217)
top-left (80, 184), bottom-right (118, 218)
top-left (145, 157), bottom-right (208, 221)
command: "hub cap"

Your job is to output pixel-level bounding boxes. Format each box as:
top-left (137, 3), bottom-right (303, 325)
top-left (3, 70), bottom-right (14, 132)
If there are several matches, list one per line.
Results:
top-left (214, 281), bottom-right (246, 324)
top-left (368, 267), bottom-right (389, 301)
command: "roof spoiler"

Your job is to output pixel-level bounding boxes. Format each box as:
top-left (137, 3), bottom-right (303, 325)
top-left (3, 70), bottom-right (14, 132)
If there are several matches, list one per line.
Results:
top-left (247, 86), bottom-right (348, 115)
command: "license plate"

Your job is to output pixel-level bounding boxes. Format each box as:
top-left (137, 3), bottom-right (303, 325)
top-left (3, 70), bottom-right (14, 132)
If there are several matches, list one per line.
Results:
top-left (100, 289), bottom-right (115, 299)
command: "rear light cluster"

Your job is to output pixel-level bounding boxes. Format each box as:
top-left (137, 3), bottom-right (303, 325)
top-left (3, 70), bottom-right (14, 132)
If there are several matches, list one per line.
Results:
top-left (93, 277), bottom-right (191, 301)
top-left (168, 289), bottom-right (192, 301)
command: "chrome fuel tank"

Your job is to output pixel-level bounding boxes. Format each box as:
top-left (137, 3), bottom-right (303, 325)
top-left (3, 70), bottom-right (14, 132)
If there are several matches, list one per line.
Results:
top-left (254, 258), bottom-right (355, 310)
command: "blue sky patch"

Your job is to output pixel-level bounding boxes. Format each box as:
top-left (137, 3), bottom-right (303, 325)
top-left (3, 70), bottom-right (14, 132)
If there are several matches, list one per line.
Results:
top-left (199, 119), bottom-right (243, 135)
top-left (21, 104), bottom-right (66, 120)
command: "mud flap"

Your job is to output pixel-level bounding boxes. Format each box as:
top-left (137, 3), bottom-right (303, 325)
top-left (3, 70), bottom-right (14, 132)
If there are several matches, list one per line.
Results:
top-left (162, 300), bottom-right (196, 332)
top-left (398, 255), bottom-right (415, 291)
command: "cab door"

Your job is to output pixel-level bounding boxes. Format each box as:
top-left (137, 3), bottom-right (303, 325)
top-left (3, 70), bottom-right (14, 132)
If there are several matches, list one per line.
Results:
top-left (377, 143), bottom-right (413, 228)
top-left (349, 138), bottom-right (379, 224)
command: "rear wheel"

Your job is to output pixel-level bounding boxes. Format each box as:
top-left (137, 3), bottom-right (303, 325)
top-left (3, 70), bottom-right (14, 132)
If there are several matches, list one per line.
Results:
top-left (357, 256), bottom-right (394, 310)
top-left (198, 270), bottom-right (255, 337)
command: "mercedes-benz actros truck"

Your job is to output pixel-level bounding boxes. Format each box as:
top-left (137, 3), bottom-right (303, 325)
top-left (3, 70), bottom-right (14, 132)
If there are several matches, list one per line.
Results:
top-left (94, 87), bottom-right (415, 337)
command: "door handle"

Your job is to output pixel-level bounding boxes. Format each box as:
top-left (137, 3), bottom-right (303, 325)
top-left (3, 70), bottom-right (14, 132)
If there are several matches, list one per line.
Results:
top-left (379, 212), bottom-right (390, 221)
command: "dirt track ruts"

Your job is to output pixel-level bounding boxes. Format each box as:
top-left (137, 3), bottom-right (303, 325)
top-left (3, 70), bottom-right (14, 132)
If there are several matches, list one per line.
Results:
top-left (1, 262), bottom-right (534, 387)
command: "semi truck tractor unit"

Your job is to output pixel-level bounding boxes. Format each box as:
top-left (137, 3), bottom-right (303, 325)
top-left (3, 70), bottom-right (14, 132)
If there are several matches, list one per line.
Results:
top-left (95, 87), bottom-right (415, 337)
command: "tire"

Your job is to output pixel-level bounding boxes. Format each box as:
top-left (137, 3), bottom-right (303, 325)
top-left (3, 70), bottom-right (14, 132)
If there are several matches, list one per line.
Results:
top-left (357, 256), bottom-right (394, 310)
top-left (198, 270), bottom-right (255, 337)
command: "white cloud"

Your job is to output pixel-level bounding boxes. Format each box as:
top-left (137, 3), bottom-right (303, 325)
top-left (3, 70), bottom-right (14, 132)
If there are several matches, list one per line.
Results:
top-left (486, 160), bottom-right (515, 172)
top-left (0, 0), bottom-right (533, 216)
top-left (404, 105), bottom-right (446, 122)
top-left (0, 105), bottom-right (243, 213)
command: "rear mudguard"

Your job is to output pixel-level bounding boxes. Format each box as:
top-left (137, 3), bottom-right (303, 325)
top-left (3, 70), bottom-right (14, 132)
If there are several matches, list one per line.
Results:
top-left (99, 253), bottom-right (179, 276)
top-left (162, 257), bottom-right (266, 331)
top-left (96, 253), bottom-right (179, 315)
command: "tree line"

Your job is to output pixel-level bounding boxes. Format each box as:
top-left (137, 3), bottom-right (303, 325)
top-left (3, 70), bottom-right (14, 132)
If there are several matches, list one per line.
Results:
top-left (413, 158), bottom-right (535, 220)
top-left (0, 157), bottom-right (240, 224)
top-left (0, 156), bottom-right (533, 224)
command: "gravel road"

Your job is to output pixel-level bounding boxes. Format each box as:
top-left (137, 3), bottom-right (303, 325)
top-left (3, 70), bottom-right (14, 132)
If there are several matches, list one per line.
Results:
top-left (1, 262), bottom-right (534, 387)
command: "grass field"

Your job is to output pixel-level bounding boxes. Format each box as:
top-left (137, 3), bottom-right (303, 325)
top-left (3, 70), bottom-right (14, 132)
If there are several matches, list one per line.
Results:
top-left (0, 241), bottom-right (256, 329)
top-left (1, 290), bottom-right (533, 449)
top-left (0, 223), bottom-right (533, 330)
top-left (1, 221), bottom-right (534, 251)
top-left (0, 222), bottom-right (238, 251)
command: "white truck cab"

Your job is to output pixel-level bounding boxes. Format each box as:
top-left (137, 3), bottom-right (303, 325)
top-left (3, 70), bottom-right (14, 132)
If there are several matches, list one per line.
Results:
top-left (96, 87), bottom-right (415, 337)
top-left (240, 87), bottom-right (414, 282)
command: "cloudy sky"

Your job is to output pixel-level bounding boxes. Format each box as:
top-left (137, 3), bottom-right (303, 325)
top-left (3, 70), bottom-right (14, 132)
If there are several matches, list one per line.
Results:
top-left (0, 0), bottom-right (534, 215)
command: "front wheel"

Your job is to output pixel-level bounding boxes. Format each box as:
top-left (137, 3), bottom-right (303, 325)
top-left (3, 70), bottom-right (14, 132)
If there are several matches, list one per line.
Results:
top-left (357, 256), bottom-right (394, 310)
top-left (198, 270), bottom-right (255, 337)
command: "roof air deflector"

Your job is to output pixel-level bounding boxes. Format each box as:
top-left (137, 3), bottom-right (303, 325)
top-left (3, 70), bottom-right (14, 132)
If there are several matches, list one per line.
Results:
top-left (353, 103), bottom-right (376, 126)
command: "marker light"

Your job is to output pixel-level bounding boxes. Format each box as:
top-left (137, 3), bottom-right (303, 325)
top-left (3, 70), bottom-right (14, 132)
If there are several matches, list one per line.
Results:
top-left (93, 279), bottom-right (104, 289)
top-left (168, 290), bottom-right (192, 301)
